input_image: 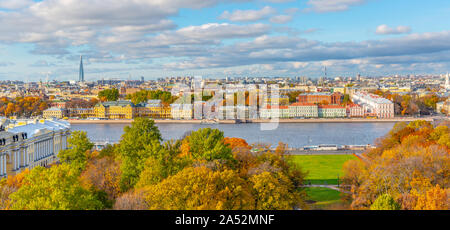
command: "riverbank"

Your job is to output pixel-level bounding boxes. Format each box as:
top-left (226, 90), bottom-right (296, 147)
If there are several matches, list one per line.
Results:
top-left (68, 116), bottom-right (445, 124)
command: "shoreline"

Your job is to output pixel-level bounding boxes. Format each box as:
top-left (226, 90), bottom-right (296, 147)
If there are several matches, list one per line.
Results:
top-left (68, 117), bottom-right (445, 124)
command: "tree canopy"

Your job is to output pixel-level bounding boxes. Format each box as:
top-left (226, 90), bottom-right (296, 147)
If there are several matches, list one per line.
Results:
top-left (98, 88), bottom-right (120, 102)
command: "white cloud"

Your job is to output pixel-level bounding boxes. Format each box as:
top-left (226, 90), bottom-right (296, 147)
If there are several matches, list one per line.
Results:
top-left (306, 0), bottom-right (367, 13)
top-left (376, 24), bottom-right (411, 35)
top-left (269, 15), bottom-right (292, 24)
top-left (0, 0), bottom-right (33, 9)
top-left (219, 6), bottom-right (276, 22)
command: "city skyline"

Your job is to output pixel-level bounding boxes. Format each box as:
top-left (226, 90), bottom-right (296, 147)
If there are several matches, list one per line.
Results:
top-left (0, 0), bottom-right (450, 81)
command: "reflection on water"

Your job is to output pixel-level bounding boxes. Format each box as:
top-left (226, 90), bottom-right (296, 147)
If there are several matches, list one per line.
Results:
top-left (71, 122), bottom-right (396, 148)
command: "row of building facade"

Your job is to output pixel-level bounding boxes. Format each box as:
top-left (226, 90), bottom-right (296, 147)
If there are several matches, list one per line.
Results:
top-left (0, 119), bottom-right (71, 178)
top-left (43, 92), bottom-right (395, 120)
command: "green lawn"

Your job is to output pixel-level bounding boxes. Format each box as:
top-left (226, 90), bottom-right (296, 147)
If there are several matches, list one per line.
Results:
top-left (304, 187), bottom-right (345, 209)
top-left (290, 154), bottom-right (357, 185)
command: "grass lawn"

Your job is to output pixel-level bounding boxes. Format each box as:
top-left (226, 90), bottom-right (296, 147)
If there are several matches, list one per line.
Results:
top-left (304, 187), bottom-right (346, 209)
top-left (289, 154), bottom-right (357, 185)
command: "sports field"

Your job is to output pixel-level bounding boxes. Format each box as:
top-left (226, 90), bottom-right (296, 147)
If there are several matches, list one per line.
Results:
top-left (290, 154), bottom-right (357, 185)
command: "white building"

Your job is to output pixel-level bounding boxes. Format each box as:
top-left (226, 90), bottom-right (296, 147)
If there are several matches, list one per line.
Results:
top-left (170, 104), bottom-right (193, 120)
top-left (288, 103), bottom-right (319, 118)
top-left (0, 119), bottom-right (70, 178)
top-left (352, 92), bottom-right (395, 118)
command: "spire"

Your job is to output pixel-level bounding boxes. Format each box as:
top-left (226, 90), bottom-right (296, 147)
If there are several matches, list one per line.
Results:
top-left (79, 55), bottom-right (84, 82)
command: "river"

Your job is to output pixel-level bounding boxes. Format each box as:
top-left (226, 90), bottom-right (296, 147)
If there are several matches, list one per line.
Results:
top-left (70, 122), bottom-right (396, 148)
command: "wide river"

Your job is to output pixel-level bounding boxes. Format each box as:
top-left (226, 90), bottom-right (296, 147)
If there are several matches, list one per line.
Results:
top-left (71, 122), bottom-right (396, 148)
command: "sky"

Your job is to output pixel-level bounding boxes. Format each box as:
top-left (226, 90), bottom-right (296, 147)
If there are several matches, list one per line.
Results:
top-left (0, 0), bottom-right (450, 82)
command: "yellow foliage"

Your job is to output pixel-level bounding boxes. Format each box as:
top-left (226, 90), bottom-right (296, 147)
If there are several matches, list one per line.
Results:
top-left (414, 185), bottom-right (449, 210)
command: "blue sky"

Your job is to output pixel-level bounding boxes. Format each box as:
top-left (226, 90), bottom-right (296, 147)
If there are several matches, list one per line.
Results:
top-left (0, 0), bottom-right (450, 81)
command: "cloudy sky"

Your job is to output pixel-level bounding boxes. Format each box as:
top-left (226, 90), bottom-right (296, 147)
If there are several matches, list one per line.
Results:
top-left (0, 0), bottom-right (450, 81)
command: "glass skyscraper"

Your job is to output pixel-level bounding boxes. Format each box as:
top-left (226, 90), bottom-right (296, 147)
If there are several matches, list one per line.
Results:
top-left (79, 55), bottom-right (84, 82)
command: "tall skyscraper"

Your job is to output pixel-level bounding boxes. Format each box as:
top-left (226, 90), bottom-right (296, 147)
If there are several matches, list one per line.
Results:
top-left (79, 55), bottom-right (85, 82)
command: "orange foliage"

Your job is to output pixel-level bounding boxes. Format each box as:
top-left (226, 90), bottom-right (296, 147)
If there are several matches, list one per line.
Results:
top-left (5, 169), bottom-right (30, 189)
top-left (223, 137), bottom-right (251, 151)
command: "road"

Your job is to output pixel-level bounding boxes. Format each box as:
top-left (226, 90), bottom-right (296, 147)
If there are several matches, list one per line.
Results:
top-left (285, 149), bottom-right (365, 155)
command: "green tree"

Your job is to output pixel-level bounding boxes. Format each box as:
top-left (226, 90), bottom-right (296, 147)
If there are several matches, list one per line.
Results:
top-left (181, 128), bottom-right (233, 162)
top-left (136, 140), bottom-right (188, 188)
top-left (58, 131), bottom-right (94, 171)
top-left (118, 118), bottom-right (162, 192)
top-left (370, 194), bottom-right (401, 210)
top-left (98, 88), bottom-right (119, 101)
top-left (9, 164), bottom-right (103, 210)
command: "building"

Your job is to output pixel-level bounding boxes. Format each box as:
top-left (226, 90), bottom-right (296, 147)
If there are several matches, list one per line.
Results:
top-left (94, 101), bottom-right (135, 119)
top-left (264, 95), bottom-right (290, 105)
top-left (171, 104), bottom-right (193, 120)
top-left (288, 103), bottom-right (319, 118)
top-left (436, 99), bottom-right (450, 115)
top-left (43, 107), bottom-right (69, 119)
top-left (318, 105), bottom-right (347, 118)
top-left (297, 92), bottom-right (342, 105)
top-left (79, 55), bottom-right (84, 82)
top-left (346, 103), bottom-right (364, 117)
top-left (352, 92), bottom-right (395, 118)
top-left (218, 105), bottom-right (237, 120)
top-left (136, 100), bottom-right (171, 119)
top-left (446, 73), bottom-right (450, 91)
top-left (68, 108), bottom-right (95, 118)
top-left (0, 119), bottom-right (70, 178)
top-left (259, 105), bottom-right (290, 119)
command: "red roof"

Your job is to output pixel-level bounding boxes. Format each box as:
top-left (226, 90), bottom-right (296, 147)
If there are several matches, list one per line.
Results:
top-left (265, 105), bottom-right (289, 109)
top-left (290, 103), bottom-right (316, 106)
top-left (318, 105), bottom-right (345, 109)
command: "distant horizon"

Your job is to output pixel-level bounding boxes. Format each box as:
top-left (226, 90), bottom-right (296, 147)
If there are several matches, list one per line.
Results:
top-left (0, 72), bottom-right (449, 83)
top-left (1, 0), bottom-right (450, 81)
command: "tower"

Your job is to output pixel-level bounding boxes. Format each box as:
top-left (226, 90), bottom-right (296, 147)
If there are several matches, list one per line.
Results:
top-left (79, 55), bottom-right (85, 82)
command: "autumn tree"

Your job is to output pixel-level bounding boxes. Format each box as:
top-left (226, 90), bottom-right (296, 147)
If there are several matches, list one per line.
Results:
top-left (9, 164), bottom-right (103, 210)
top-left (143, 166), bottom-right (254, 210)
top-left (80, 156), bottom-right (122, 202)
top-left (250, 171), bottom-right (303, 210)
top-left (58, 131), bottom-right (94, 171)
top-left (98, 88), bottom-right (119, 101)
top-left (117, 118), bottom-right (162, 192)
top-left (136, 140), bottom-right (188, 188)
top-left (370, 194), bottom-right (401, 210)
top-left (343, 120), bottom-right (450, 210)
top-left (180, 128), bottom-right (234, 163)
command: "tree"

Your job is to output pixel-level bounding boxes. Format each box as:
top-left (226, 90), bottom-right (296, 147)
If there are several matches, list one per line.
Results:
top-left (136, 141), bottom-right (188, 188)
top-left (143, 166), bottom-right (254, 210)
top-left (117, 118), bottom-right (162, 192)
top-left (80, 156), bottom-right (122, 201)
top-left (9, 164), bottom-right (103, 210)
top-left (180, 128), bottom-right (233, 163)
top-left (98, 88), bottom-right (119, 101)
top-left (370, 194), bottom-right (401, 210)
top-left (250, 171), bottom-right (302, 210)
top-left (344, 120), bottom-right (450, 210)
top-left (413, 185), bottom-right (449, 210)
top-left (58, 131), bottom-right (94, 171)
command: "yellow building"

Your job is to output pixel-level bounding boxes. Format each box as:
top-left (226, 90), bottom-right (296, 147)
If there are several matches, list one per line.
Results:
top-left (94, 101), bottom-right (136, 119)
top-left (136, 100), bottom-right (172, 119)
top-left (265, 95), bottom-right (290, 105)
top-left (43, 107), bottom-right (68, 119)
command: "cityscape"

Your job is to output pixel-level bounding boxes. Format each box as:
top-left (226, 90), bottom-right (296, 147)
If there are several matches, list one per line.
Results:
top-left (0, 0), bottom-right (448, 216)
